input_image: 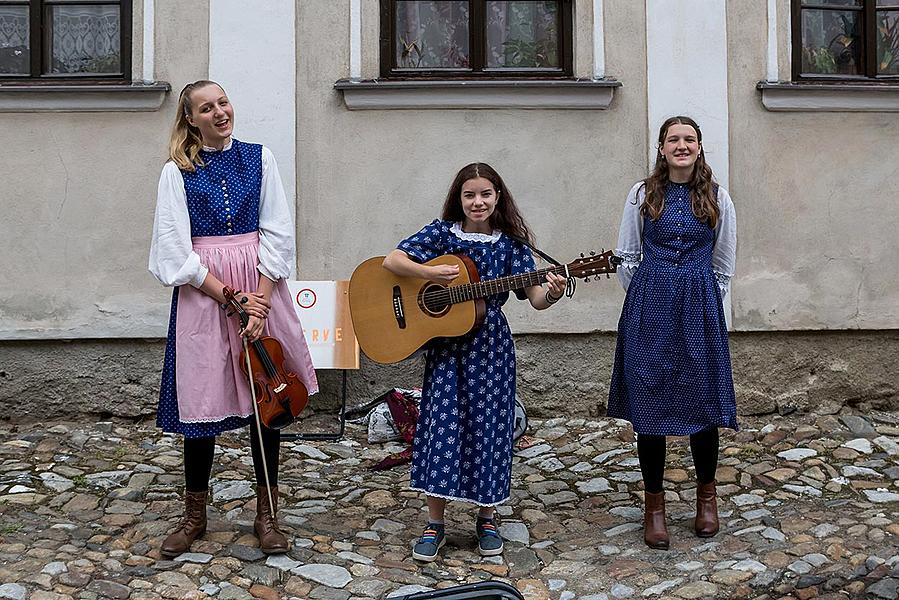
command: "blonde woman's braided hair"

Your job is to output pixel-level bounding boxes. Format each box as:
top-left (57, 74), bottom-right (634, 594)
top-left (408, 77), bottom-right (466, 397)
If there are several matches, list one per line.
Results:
top-left (167, 80), bottom-right (222, 172)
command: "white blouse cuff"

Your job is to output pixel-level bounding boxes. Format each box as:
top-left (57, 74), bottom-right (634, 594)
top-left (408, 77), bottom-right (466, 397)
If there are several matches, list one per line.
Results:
top-left (256, 263), bottom-right (278, 282)
top-left (713, 271), bottom-right (731, 296)
top-left (616, 250), bottom-right (642, 271)
top-left (191, 264), bottom-right (210, 288)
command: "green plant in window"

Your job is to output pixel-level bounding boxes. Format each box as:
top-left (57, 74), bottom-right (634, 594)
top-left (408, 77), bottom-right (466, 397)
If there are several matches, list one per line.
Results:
top-left (400, 37), bottom-right (424, 68)
top-left (827, 14), bottom-right (859, 74)
top-left (82, 53), bottom-right (119, 73)
top-left (502, 1), bottom-right (557, 68)
top-left (51, 52), bottom-right (118, 74)
top-left (802, 45), bottom-right (837, 73)
top-left (878, 15), bottom-right (899, 74)
top-left (802, 13), bottom-right (859, 75)
top-left (501, 37), bottom-right (556, 68)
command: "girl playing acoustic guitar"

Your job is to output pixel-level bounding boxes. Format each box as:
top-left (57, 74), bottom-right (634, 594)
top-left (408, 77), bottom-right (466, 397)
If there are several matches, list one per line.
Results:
top-left (149, 80), bottom-right (318, 557)
top-left (382, 162), bottom-right (566, 561)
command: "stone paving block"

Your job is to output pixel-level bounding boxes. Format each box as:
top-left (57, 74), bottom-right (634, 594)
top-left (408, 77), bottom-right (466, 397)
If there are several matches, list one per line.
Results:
top-left (0, 414), bottom-right (896, 599)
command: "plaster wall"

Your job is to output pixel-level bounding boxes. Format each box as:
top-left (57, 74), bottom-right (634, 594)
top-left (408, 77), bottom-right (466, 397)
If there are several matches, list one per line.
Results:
top-left (297, 0), bottom-right (648, 337)
top-left (727, 0), bottom-right (899, 331)
top-left (0, 0), bottom-right (210, 340)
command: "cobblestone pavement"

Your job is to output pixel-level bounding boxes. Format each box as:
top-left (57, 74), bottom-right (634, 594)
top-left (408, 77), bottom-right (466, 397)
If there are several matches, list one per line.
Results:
top-left (0, 411), bottom-right (898, 600)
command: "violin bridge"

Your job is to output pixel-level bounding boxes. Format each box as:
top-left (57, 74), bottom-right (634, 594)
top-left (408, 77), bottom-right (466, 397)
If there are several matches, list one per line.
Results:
top-left (273, 383), bottom-right (287, 393)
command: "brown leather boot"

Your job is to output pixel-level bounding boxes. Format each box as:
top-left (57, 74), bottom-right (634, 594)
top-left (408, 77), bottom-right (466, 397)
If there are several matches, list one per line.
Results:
top-left (160, 489), bottom-right (208, 557)
top-left (695, 480), bottom-right (719, 537)
top-left (643, 491), bottom-right (669, 550)
top-left (255, 486), bottom-right (289, 554)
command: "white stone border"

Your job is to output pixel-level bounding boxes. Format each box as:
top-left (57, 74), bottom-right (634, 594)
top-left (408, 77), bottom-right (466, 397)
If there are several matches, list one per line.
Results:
top-left (0, 83), bottom-right (169, 112)
top-left (593, 0), bottom-right (605, 79)
top-left (350, 0), bottom-right (362, 80)
top-left (645, 0), bottom-right (731, 326)
top-left (335, 79), bottom-right (619, 110)
top-left (645, 0), bottom-right (729, 188)
top-left (766, 0), bottom-right (778, 83)
top-left (142, 0), bottom-right (155, 81)
top-left (208, 0), bottom-right (297, 229)
top-left (758, 83), bottom-right (899, 112)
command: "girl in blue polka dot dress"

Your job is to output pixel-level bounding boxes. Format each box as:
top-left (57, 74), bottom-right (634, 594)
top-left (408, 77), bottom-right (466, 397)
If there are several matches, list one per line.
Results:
top-left (608, 116), bottom-right (737, 550)
top-left (381, 163), bottom-right (567, 562)
top-left (149, 81), bottom-right (318, 557)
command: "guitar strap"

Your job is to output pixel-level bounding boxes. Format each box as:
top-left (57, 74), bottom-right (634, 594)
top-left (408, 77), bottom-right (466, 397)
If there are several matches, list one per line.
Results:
top-left (508, 234), bottom-right (576, 298)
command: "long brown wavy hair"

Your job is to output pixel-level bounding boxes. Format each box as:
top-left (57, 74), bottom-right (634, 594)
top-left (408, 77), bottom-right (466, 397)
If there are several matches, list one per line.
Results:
top-left (441, 162), bottom-right (534, 245)
top-left (640, 116), bottom-right (719, 228)
top-left (167, 80), bottom-right (225, 172)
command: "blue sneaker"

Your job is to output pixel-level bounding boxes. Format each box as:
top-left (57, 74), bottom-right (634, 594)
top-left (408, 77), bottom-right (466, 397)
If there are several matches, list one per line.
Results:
top-left (476, 517), bottom-right (504, 556)
top-left (412, 523), bottom-right (445, 562)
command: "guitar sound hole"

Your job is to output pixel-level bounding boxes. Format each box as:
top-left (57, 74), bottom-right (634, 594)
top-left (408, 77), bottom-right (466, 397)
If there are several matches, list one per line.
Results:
top-left (420, 283), bottom-right (451, 316)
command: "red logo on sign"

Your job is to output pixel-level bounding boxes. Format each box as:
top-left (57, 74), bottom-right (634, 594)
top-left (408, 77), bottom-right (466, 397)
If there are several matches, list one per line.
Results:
top-left (296, 288), bottom-right (317, 309)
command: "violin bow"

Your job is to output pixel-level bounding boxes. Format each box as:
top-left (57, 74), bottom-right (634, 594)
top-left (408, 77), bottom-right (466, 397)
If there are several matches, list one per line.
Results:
top-left (242, 337), bottom-right (277, 518)
top-left (225, 286), bottom-right (277, 518)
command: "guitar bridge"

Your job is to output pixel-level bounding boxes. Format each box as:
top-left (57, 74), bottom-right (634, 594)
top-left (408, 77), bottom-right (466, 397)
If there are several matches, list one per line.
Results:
top-left (392, 285), bottom-right (406, 329)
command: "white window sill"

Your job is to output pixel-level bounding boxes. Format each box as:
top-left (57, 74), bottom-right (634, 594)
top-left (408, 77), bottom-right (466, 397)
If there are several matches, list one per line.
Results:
top-left (0, 81), bottom-right (171, 112)
top-left (758, 81), bottom-right (899, 112)
top-left (334, 78), bottom-right (621, 110)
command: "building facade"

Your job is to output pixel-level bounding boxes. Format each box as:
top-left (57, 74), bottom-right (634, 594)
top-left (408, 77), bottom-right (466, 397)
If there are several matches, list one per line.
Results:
top-left (1, 0), bottom-right (897, 420)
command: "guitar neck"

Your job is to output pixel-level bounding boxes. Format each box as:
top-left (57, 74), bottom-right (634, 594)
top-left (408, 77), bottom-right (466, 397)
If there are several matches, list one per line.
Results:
top-left (448, 265), bottom-right (567, 304)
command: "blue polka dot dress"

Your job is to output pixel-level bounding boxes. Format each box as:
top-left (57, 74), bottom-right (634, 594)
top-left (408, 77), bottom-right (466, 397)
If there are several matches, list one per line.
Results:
top-left (156, 140), bottom-right (264, 438)
top-left (153, 139), bottom-right (318, 438)
top-left (608, 183), bottom-right (738, 436)
top-left (398, 220), bottom-right (536, 506)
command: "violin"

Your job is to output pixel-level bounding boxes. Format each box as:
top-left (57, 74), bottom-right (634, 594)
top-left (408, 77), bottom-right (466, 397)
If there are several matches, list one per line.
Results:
top-left (222, 286), bottom-right (308, 430)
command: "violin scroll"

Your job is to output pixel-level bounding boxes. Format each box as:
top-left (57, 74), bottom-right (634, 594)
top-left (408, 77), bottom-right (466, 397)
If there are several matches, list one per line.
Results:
top-left (221, 285), bottom-right (308, 429)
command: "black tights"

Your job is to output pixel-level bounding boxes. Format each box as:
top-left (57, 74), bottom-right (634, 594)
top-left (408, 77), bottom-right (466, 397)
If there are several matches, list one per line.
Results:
top-left (637, 427), bottom-right (719, 494)
top-left (183, 424), bottom-right (281, 492)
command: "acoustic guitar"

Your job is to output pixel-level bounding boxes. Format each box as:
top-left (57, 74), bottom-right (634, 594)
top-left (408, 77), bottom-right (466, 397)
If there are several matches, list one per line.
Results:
top-left (348, 250), bottom-right (620, 364)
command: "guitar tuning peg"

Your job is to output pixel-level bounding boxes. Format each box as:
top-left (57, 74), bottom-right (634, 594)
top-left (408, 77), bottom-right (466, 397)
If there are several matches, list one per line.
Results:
top-left (580, 253), bottom-right (585, 258)
top-left (606, 273), bottom-right (610, 279)
top-left (590, 250), bottom-right (595, 256)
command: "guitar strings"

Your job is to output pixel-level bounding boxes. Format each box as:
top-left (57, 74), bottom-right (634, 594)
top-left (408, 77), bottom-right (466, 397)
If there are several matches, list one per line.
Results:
top-left (414, 255), bottom-right (610, 305)
top-left (415, 265), bottom-right (567, 305)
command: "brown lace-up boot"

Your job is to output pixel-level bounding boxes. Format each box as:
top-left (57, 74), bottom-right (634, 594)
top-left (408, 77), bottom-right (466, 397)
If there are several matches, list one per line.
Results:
top-left (255, 486), bottom-right (289, 554)
top-left (643, 491), bottom-right (670, 550)
top-left (694, 480), bottom-right (719, 537)
top-left (160, 489), bottom-right (208, 557)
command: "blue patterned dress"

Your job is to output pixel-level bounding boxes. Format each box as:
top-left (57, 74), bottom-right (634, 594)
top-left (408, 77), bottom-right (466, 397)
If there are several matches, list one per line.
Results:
top-left (608, 182), bottom-right (738, 436)
top-left (398, 220), bottom-right (536, 506)
top-left (157, 140), bottom-right (263, 438)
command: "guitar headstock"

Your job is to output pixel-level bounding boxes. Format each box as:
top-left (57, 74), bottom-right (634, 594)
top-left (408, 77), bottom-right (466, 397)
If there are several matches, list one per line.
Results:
top-left (566, 250), bottom-right (621, 280)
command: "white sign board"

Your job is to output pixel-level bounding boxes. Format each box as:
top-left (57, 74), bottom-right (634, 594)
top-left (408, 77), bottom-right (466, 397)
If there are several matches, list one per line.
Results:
top-left (287, 280), bottom-right (359, 370)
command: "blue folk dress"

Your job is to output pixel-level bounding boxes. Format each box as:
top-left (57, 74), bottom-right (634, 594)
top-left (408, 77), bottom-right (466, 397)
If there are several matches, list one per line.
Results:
top-left (398, 220), bottom-right (536, 506)
top-left (156, 140), bottom-right (263, 438)
top-left (608, 182), bottom-right (738, 436)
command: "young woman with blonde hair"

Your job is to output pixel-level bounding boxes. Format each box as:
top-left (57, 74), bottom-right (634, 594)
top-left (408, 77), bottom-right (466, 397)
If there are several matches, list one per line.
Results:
top-left (149, 80), bottom-right (317, 557)
top-left (608, 115), bottom-right (737, 550)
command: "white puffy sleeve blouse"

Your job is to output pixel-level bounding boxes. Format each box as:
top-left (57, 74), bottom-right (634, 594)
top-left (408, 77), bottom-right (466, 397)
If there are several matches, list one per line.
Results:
top-left (148, 144), bottom-right (295, 287)
top-left (614, 182), bottom-right (736, 299)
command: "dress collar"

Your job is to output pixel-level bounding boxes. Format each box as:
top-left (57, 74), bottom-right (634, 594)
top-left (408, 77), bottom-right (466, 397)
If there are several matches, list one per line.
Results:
top-left (202, 138), bottom-right (233, 152)
top-left (450, 222), bottom-right (502, 243)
